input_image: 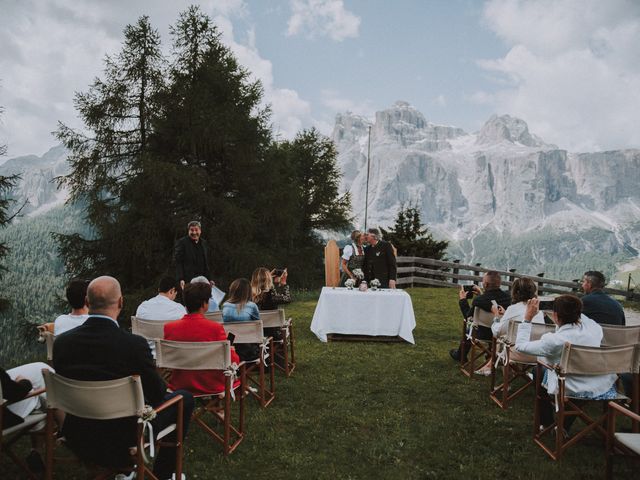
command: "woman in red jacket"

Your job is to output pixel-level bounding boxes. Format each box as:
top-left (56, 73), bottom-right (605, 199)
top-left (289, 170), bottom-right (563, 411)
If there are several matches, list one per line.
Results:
top-left (164, 282), bottom-right (240, 395)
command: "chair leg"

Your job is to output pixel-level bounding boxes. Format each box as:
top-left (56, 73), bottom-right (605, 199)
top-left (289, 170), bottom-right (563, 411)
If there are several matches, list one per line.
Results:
top-left (45, 409), bottom-right (55, 480)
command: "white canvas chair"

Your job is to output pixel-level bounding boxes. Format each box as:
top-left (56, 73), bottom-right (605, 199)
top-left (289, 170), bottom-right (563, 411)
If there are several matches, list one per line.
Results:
top-left (155, 339), bottom-right (245, 455)
top-left (222, 320), bottom-right (275, 408)
top-left (0, 381), bottom-right (47, 480)
top-left (601, 324), bottom-right (640, 347)
top-left (204, 311), bottom-right (223, 322)
top-left (533, 343), bottom-right (639, 460)
top-left (41, 370), bottom-right (184, 480)
top-left (131, 316), bottom-right (175, 342)
top-left (606, 401), bottom-right (640, 479)
top-left (490, 319), bottom-right (556, 409)
top-left (260, 309), bottom-right (295, 377)
top-left (460, 308), bottom-right (494, 378)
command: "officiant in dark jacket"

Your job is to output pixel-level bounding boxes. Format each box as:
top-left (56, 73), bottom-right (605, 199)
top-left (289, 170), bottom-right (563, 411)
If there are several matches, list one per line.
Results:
top-left (174, 220), bottom-right (210, 289)
top-left (363, 228), bottom-right (397, 289)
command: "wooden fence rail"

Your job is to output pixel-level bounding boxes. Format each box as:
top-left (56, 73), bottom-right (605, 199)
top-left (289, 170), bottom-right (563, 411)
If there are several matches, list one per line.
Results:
top-left (396, 256), bottom-right (638, 300)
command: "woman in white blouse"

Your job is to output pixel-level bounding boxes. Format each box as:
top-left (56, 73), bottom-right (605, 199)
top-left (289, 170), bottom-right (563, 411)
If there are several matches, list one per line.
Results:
top-left (515, 294), bottom-right (618, 429)
top-left (340, 230), bottom-right (365, 286)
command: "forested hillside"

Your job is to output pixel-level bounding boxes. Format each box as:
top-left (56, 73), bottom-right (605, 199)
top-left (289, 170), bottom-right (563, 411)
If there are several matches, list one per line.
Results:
top-left (0, 205), bottom-right (90, 364)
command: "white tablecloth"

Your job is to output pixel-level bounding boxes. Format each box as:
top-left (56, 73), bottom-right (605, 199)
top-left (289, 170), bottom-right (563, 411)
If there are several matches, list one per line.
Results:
top-left (310, 287), bottom-right (416, 344)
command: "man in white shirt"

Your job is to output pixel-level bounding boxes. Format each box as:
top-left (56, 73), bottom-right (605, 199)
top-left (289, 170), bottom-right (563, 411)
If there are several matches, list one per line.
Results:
top-left (135, 277), bottom-right (187, 352)
top-left (54, 278), bottom-right (90, 335)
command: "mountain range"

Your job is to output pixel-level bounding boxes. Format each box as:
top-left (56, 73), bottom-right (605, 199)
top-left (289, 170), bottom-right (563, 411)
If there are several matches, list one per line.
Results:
top-left (332, 101), bottom-right (640, 278)
top-left (2, 102), bottom-right (639, 279)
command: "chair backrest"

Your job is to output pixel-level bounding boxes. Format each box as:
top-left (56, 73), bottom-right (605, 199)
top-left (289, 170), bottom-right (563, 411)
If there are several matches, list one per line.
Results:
top-left (222, 320), bottom-right (263, 344)
top-left (42, 331), bottom-right (55, 361)
top-left (559, 343), bottom-right (639, 376)
top-left (204, 311), bottom-right (223, 322)
top-left (131, 316), bottom-right (172, 340)
top-left (155, 339), bottom-right (232, 370)
top-left (600, 324), bottom-right (640, 347)
top-left (260, 309), bottom-right (286, 328)
top-left (42, 370), bottom-right (144, 420)
top-left (506, 319), bottom-right (555, 343)
top-left (472, 308), bottom-right (495, 328)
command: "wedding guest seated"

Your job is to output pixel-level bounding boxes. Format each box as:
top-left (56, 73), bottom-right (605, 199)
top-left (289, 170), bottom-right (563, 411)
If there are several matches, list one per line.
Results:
top-left (515, 295), bottom-right (618, 431)
top-left (581, 270), bottom-right (625, 325)
top-left (53, 278), bottom-right (90, 335)
top-left (164, 282), bottom-right (240, 395)
top-left (340, 230), bottom-right (365, 286)
top-left (1, 362), bottom-right (54, 472)
top-left (54, 276), bottom-right (193, 480)
top-left (449, 271), bottom-right (511, 362)
top-left (471, 277), bottom-right (545, 375)
top-left (251, 267), bottom-right (291, 311)
top-left (190, 275), bottom-right (221, 312)
top-left (222, 278), bottom-right (261, 362)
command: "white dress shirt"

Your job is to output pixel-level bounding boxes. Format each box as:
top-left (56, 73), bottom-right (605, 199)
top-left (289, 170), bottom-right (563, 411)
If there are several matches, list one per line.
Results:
top-left (491, 301), bottom-right (545, 337)
top-left (54, 314), bottom-right (89, 335)
top-left (135, 294), bottom-right (186, 321)
top-left (515, 314), bottom-right (617, 395)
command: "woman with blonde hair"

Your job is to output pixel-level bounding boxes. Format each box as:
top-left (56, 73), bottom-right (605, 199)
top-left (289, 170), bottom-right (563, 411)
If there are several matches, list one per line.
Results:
top-left (251, 267), bottom-right (291, 311)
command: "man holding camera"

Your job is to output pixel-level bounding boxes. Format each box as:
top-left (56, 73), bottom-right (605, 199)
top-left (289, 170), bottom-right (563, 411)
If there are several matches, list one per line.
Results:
top-left (449, 271), bottom-right (511, 362)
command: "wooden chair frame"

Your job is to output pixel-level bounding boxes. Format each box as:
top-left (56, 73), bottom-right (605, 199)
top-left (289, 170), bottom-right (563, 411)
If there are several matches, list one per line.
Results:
top-left (155, 339), bottom-right (246, 455)
top-left (261, 309), bottom-right (296, 377)
top-left (223, 321), bottom-right (276, 408)
top-left (533, 343), bottom-right (639, 460)
top-left (606, 401), bottom-right (640, 479)
top-left (41, 371), bottom-right (184, 480)
top-left (1, 387), bottom-right (47, 480)
top-left (490, 320), bottom-right (556, 409)
top-left (460, 308), bottom-right (494, 378)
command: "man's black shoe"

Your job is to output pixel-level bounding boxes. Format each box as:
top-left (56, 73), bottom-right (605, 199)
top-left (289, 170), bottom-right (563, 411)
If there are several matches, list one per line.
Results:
top-left (449, 349), bottom-right (460, 361)
top-left (25, 450), bottom-right (45, 474)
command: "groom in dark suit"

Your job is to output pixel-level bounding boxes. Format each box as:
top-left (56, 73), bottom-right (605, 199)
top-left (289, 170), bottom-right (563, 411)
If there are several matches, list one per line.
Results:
top-left (53, 276), bottom-right (193, 479)
top-left (363, 228), bottom-right (397, 289)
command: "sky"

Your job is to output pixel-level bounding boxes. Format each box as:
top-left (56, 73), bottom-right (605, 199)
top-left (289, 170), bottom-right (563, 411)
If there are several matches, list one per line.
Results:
top-left (1, 0), bottom-right (640, 158)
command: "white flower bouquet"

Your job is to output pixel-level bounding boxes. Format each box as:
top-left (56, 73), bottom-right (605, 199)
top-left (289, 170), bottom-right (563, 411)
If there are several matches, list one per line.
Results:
top-left (352, 268), bottom-right (364, 280)
top-left (370, 279), bottom-right (381, 290)
top-left (345, 278), bottom-right (356, 290)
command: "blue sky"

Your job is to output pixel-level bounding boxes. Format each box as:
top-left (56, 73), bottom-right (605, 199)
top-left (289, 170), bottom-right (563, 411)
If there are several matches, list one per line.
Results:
top-left (1, 0), bottom-right (639, 157)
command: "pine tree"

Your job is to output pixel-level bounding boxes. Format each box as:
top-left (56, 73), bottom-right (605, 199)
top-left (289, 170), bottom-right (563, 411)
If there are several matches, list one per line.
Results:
top-left (55, 16), bottom-right (168, 288)
top-left (381, 204), bottom-right (448, 259)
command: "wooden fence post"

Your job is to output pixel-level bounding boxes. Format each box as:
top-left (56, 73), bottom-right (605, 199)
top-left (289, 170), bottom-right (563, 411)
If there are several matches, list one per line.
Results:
top-left (474, 263), bottom-right (482, 286)
top-left (571, 279), bottom-right (580, 294)
top-left (537, 273), bottom-right (545, 295)
top-left (508, 269), bottom-right (516, 283)
top-left (452, 260), bottom-right (460, 286)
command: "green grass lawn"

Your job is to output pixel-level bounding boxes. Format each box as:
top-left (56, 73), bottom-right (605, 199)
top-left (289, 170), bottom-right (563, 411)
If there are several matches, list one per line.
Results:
top-left (4, 288), bottom-right (636, 479)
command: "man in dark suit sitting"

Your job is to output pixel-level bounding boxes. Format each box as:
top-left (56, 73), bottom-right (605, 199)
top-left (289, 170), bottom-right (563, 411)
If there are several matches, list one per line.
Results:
top-left (53, 276), bottom-right (194, 479)
top-left (581, 270), bottom-right (625, 326)
top-left (363, 228), bottom-right (397, 289)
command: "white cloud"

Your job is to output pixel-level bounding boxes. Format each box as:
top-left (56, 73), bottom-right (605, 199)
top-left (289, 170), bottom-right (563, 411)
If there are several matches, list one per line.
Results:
top-left (214, 15), bottom-right (312, 139)
top-left (433, 94), bottom-right (447, 107)
top-left (480, 0), bottom-right (640, 152)
top-left (287, 0), bottom-right (360, 41)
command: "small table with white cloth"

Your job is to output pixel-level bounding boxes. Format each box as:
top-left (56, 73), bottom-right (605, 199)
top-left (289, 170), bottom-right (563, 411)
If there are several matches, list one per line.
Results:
top-left (310, 287), bottom-right (416, 344)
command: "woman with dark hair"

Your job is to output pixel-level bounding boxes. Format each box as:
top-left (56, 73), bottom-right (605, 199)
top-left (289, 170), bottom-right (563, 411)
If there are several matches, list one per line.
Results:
top-left (515, 294), bottom-right (618, 428)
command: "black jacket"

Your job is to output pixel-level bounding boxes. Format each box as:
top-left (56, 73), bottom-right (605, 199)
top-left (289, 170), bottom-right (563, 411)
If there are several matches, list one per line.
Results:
top-left (174, 236), bottom-right (210, 283)
top-left (0, 367), bottom-right (33, 428)
top-left (582, 290), bottom-right (626, 326)
top-left (53, 316), bottom-right (166, 468)
top-left (459, 288), bottom-right (512, 320)
top-left (363, 240), bottom-right (397, 288)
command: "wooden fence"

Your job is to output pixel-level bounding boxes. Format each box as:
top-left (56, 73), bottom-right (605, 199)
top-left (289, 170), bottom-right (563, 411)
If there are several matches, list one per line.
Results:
top-left (396, 256), bottom-right (639, 300)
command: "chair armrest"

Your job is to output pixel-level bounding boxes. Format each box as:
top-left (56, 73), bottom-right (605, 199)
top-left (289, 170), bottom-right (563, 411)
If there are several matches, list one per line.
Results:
top-left (536, 360), bottom-right (554, 370)
top-left (608, 401), bottom-right (640, 423)
top-left (5, 387), bottom-right (46, 407)
top-left (153, 394), bottom-right (183, 414)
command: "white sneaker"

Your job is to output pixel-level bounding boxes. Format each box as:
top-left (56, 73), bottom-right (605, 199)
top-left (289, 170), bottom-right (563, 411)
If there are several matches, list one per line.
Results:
top-left (170, 474), bottom-right (186, 480)
top-left (114, 473), bottom-right (136, 480)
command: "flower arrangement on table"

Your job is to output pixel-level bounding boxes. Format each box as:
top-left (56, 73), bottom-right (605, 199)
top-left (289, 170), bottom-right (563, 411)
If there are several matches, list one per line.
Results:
top-left (344, 278), bottom-right (356, 290)
top-left (370, 279), bottom-right (381, 290)
top-left (352, 268), bottom-right (364, 280)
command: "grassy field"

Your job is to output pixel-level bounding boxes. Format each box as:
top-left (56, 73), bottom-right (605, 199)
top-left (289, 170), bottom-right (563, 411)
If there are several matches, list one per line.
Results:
top-left (4, 288), bottom-right (636, 479)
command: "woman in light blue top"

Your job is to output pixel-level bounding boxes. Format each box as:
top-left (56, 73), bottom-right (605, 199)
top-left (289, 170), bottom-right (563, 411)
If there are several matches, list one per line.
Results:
top-left (221, 278), bottom-right (260, 322)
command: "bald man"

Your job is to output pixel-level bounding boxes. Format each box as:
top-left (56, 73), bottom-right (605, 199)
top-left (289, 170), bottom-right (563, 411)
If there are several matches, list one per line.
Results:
top-left (53, 276), bottom-right (193, 479)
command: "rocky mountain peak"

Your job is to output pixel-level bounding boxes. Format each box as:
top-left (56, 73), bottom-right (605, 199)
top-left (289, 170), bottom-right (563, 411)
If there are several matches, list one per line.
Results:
top-left (476, 114), bottom-right (546, 148)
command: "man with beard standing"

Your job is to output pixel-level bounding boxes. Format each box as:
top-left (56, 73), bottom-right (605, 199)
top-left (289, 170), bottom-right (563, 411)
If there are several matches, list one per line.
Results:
top-left (174, 220), bottom-right (210, 290)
